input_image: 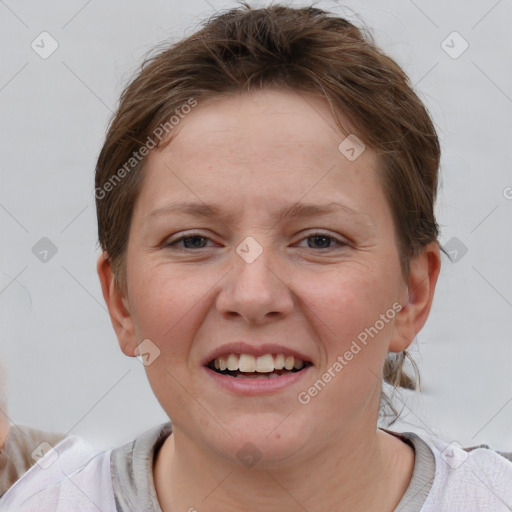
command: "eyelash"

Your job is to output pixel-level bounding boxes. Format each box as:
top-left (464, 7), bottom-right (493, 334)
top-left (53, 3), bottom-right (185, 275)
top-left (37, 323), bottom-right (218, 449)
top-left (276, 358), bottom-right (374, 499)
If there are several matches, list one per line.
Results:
top-left (166, 231), bottom-right (348, 250)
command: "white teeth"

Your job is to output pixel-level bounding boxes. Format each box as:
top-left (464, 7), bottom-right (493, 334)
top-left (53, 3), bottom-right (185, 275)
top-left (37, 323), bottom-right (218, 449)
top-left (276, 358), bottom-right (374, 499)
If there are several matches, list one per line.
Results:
top-left (274, 354), bottom-right (285, 370)
top-left (255, 354), bottom-right (274, 373)
top-left (211, 353), bottom-right (307, 373)
top-left (238, 354), bottom-right (256, 372)
top-left (284, 356), bottom-right (294, 371)
top-left (227, 354), bottom-right (238, 371)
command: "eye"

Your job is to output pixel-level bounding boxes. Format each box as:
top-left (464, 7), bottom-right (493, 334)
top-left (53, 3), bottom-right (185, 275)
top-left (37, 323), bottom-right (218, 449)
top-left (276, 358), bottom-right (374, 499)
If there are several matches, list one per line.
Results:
top-left (166, 232), bottom-right (214, 249)
top-left (297, 232), bottom-right (347, 250)
top-left (165, 231), bottom-right (348, 250)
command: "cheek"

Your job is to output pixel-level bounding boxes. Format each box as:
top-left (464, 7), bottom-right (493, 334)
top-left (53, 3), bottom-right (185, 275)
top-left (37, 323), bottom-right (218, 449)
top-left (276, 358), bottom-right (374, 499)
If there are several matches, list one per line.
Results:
top-left (299, 265), bottom-right (398, 361)
top-left (127, 262), bottom-right (203, 347)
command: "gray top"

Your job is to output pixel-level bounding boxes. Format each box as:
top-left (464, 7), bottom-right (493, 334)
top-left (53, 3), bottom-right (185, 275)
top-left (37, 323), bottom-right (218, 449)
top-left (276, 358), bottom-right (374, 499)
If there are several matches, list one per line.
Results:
top-left (110, 422), bottom-right (436, 512)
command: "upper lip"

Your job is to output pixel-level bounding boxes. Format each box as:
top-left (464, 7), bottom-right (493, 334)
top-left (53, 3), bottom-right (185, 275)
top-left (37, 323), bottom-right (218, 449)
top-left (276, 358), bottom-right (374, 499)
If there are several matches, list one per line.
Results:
top-left (202, 342), bottom-right (313, 366)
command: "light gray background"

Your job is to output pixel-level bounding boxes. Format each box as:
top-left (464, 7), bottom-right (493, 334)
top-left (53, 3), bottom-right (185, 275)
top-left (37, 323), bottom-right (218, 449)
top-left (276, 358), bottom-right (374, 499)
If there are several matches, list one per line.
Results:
top-left (1, 0), bottom-right (511, 451)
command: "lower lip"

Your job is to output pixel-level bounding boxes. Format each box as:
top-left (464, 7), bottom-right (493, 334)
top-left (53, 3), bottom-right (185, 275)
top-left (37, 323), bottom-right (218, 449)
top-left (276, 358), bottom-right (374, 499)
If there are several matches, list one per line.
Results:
top-left (203, 366), bottom-right (312, 395)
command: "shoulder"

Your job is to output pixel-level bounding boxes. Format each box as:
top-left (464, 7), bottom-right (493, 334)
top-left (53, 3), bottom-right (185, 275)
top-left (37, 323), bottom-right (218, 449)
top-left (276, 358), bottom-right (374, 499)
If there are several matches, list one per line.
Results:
top-left (110, 422), bottom-right (172, 512)
top-left (411, 432), bottom-right (512, 511)
top-left (0, 434), bottom-right (116, 512)
top-left (0, 424), bottom-right (65, 496)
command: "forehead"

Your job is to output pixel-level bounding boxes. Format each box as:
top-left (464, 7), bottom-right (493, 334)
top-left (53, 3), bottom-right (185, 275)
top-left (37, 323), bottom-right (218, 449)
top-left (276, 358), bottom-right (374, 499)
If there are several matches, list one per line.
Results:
top-left (161, 89), bottom-right (359, 168)
top-left (135, 89), bottom-right (385, 221)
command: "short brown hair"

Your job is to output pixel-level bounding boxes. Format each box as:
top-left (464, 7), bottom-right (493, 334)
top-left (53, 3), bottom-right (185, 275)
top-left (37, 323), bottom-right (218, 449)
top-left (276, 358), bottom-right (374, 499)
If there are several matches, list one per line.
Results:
top-left (95, 3), bottom-right (440, 394)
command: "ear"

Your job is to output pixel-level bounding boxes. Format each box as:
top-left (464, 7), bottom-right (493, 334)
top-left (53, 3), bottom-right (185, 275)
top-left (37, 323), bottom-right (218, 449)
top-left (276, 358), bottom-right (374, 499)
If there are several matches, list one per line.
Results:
top-left (389, 242), bottom-right (441, 352)
top-left (97, 253), bottom-right (138, 357)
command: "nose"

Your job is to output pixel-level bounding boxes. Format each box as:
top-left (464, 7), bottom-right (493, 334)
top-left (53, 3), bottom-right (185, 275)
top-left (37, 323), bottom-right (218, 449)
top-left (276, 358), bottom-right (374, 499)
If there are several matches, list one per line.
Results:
top-left (215, 240), bottom-right (294, 325)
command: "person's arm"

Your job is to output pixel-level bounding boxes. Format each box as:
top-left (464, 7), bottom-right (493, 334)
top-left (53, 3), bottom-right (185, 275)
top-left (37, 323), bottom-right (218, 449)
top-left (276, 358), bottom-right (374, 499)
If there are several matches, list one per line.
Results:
top-left (0, 416), bottom-right (8, 451)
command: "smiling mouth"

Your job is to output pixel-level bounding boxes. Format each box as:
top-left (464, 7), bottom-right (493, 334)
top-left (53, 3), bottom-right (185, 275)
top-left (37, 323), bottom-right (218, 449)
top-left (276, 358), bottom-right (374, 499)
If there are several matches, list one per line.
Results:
top-left (206, 353), bottom-right (312, 379)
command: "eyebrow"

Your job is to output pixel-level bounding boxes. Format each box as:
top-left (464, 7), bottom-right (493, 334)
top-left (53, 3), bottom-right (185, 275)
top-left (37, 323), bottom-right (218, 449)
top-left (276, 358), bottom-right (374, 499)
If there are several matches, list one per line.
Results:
top-left (146, 200), bottom-right (366, 223)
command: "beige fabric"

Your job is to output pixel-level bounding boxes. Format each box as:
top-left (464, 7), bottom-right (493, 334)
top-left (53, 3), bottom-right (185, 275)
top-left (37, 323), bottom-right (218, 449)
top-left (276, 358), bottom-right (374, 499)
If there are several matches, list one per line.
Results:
top-left (0, 425), bottom-right (65, 496)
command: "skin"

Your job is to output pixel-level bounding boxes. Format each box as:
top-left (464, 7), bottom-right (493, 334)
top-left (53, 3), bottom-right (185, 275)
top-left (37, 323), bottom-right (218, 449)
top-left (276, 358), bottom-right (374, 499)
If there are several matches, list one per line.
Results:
top-left (0, 415), bottom-right (8, 450)
top-left (98, 89), bottom-right (441, 511)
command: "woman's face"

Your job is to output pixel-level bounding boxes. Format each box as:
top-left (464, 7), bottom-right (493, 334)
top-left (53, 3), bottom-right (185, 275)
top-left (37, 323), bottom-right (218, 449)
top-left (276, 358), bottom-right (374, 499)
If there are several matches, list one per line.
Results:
top-left (112, 89), bottom-right (417, 466)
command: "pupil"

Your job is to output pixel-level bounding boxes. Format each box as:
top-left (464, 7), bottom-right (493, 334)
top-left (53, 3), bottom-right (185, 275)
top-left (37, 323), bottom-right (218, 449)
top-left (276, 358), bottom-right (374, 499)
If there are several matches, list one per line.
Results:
top-left (184, 236), bottom-right (206, 248)
top-left (309, 235), bottom-right (330, 249)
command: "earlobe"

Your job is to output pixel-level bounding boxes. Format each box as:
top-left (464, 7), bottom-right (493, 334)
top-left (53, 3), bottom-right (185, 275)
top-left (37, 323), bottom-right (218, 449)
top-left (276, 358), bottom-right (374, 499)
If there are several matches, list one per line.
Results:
top-left (96, 253), bottom-right (138, 357)
top-left (389, 242), bottom-right (441, 352)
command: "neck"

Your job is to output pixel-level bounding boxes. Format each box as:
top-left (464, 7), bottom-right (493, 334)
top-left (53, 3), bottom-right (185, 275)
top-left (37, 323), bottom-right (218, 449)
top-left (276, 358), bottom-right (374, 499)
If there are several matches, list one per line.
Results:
top-left (154, 421), bottom-right (414, 512)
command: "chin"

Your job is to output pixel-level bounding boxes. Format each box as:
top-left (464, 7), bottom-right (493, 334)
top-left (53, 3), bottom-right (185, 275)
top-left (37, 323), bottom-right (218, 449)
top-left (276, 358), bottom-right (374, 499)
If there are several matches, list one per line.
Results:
top-left (210, 413), bottom-right (314, 470)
